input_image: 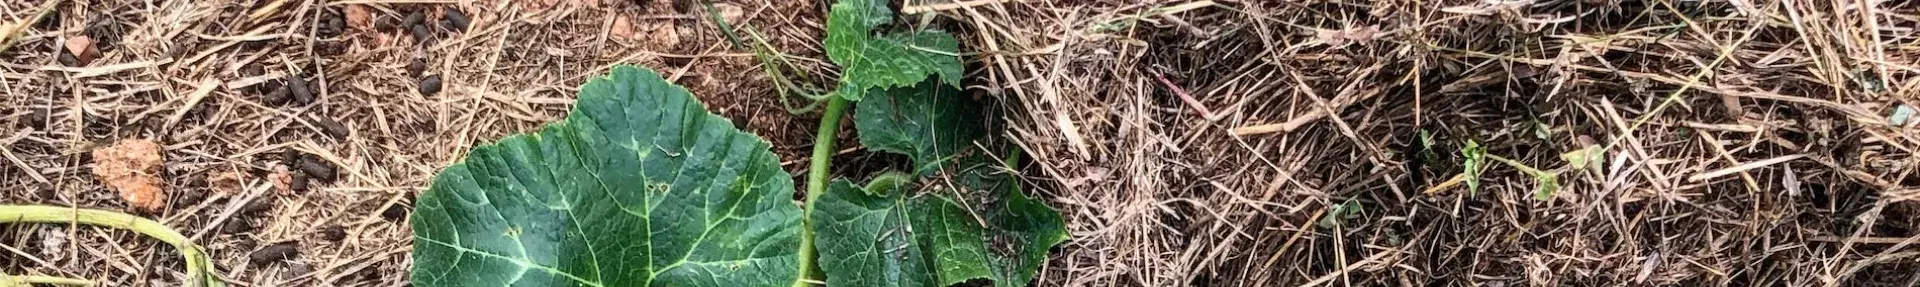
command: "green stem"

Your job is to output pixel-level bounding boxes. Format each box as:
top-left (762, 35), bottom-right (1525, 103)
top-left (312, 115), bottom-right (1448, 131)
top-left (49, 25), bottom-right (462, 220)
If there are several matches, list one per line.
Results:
top-left (3, 275), bottom-right (94, 286)
top-left (0, 205), bottom-right (223, 287)
top-left (794, 96), bottom-right (850, 287)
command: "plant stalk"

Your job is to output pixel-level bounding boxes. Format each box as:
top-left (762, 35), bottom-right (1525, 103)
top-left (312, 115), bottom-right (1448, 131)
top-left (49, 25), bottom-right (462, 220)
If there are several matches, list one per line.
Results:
top-left (2, 275), bottom-right (94, 286)
top-left (794, 96), bottom-right (850, 287)
top-left (0, 205), bottom-right (223, 287)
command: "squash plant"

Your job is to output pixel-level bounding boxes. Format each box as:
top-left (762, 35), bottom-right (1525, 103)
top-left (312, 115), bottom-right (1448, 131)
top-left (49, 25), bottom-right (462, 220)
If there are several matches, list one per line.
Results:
top-left (407, 0), bottom-right (1067, 286)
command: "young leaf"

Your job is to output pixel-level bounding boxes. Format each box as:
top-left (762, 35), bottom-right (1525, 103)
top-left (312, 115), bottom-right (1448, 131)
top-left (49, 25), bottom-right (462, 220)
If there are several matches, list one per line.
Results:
top-left (1459, 140), bottom-right (1485, 194)
top-left (411, 66), bottom-right (802, 287)
top-left (813, 163), bottom-right (1068, 287)
top-left (1532, 172), bottom-right (1561, 201)
top-left (1560, 145), bottom-right (1603, 171)
top-left (1316, 198), bottom-right (1365, 229)
top-left (1487, 154), bottom-right (1562, 201)
top-left (855, 81), bottom-right (983, 174)
top-left (825, 0), bottom-right (963, 101)
top-left (810, 179), bottom-right (937, 287)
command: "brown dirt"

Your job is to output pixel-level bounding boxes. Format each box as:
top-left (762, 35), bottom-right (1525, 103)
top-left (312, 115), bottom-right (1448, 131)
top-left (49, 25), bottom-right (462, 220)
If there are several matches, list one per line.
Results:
top-left (959, 0), bottom-right (1920, 286)
top-left (2, 0), bottom-right (824, 285)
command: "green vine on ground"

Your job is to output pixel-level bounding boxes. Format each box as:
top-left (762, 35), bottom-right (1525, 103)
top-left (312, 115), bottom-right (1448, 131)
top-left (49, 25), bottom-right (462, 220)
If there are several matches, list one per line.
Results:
top-left (0, 205), bottom-right (224, 287)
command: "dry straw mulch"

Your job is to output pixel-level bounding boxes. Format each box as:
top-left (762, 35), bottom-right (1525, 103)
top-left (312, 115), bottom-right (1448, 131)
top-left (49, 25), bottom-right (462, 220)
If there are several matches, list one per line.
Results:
top-left (961, 0), bottom-right (1919, 286)
top-left (3, 0), bottom-right (818, 285)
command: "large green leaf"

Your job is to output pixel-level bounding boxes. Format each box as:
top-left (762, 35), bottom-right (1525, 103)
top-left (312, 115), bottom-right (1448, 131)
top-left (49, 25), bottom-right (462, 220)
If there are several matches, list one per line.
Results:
top-left (825, 0), bottom-right (963, 101)
top-left (855, 82), bottom-right (983, 174)
top-left (411, 66), bottom-right (802, 287)
top-left (813, 162), bottom-right (1069, 287)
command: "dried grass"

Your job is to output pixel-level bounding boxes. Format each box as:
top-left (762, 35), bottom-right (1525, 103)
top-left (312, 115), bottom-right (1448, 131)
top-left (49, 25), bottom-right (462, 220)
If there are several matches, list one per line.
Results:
top-left (3, 0), bottom-right (820, 285)
top-left (3, 0), bottom-right (1918, 286)
top-left (946, 0), bottom-right (1920, 285)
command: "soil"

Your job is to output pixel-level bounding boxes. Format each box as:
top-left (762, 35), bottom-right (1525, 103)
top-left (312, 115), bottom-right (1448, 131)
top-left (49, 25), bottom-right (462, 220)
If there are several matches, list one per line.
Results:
top-left (0, 0), bottom-right (832, 285)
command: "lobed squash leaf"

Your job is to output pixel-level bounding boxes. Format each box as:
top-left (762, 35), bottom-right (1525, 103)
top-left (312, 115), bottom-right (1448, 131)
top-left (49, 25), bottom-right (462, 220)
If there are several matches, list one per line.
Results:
top-left (854, 81), bottom-right (982, 174)
top-left (813, 161), bottom-right (1068, 287)
top-left (411, 66), bottom-right (802, 287)
top-left (825, 0), bottom-right (963, 101)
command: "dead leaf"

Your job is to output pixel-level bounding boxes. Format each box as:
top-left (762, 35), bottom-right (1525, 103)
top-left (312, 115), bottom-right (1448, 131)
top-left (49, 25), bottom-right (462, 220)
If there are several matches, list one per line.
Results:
top-left (611, 15), bottom-right (637, 39)
top-left (345, 5), bottom-right (373, 31)
top-left (210, 170), bottom-right (246, 197)
top-left (0, 22), bottom-right (17, 46)
top-left (65, 35), bottom-right (99, 65)
top-left (92, 139), bottom-right (167, 212)
top-left (642, 21), bottom-right (681, 48)
top-left (713, 3), bottom-right (745, 25)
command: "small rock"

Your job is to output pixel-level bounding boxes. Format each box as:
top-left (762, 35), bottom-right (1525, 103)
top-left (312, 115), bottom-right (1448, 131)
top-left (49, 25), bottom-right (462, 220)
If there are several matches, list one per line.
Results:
top-left (419, 74), bottom-right (442, 95)
top-left (39, 227), bottom-right (68, 258)
top-left (92, 139), bottom-right (167, 212)
top-left (248, 242), bottom-right (300, 266)
top-left (1891, 105), bottom-right (1915, 126)
top-left (64, 35), bottom-right (99, 65)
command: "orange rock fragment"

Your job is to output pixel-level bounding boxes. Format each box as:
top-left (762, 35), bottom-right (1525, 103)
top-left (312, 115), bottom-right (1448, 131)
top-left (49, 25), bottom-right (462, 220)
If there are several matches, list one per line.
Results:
top-left (65, 35), bottom-right (99, 65)
top-left (91, 139), bottom-right (166, 212)
top-left (345, 5), bottom-right (374, 31)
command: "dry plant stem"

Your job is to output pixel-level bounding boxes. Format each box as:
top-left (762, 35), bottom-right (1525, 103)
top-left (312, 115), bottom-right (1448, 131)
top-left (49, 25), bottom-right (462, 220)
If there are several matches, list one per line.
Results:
top-left (794, 96), bottom-right (850, 287)
top-left (1, 275), bottom-right (93, 286)
top-left (0, 205), bottom-right (223, 287)
top-left (0, 0), bottom-right (61, 53)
